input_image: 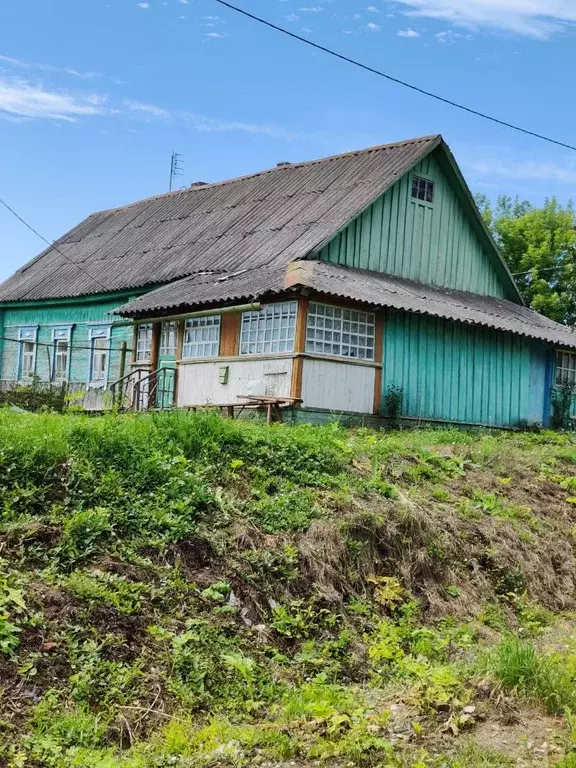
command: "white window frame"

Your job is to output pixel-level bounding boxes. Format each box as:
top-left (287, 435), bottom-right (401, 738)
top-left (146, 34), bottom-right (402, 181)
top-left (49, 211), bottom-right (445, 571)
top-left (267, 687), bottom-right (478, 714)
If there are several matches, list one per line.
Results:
top-left (135, 323), bottom-right (153, 363)
top-left (17, 327), bottom-right (38, 380)
top-left (88, 327), bottom-right (110, 386)
top-left (411, 174), bottom-right (435, 205)
top-left (160, 321), bottom-right (177, 356)
top-left (556, 350), bottom-right (576, 386)
top-left (182, 316), bottom-right (221, 359)
top-left (239, 301), bottom-right (297, 356)
top-left (51, 327), bottom-right (72, 382)
top-left (305, 302), bottom-right (376, 361)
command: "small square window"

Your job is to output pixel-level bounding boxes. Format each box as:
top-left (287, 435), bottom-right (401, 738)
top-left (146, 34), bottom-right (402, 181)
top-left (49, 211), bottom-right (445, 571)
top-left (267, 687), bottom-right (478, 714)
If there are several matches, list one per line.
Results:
top-left (556, 350), bottom-right (576, 386)
top-left (412, 176), bottom-right (435, 204)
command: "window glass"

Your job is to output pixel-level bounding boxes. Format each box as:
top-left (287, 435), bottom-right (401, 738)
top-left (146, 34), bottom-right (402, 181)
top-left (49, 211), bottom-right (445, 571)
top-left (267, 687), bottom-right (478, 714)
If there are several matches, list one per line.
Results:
top-left (160, 321), bottom-right (177, 356)
top-left (239, 302), bottom-right (297, 355)
top-left (52, 328), bottom-right (71, 381)
top-left (305, 303), bottom-right (375, 361)
top-left (411, 176), bottom-right (435, 204)
top-left (556, 350), bottom-right (576, 385)
top-left (90, 329), bottom-right (109, 383)
top-left (18, 328), bottom-right (36, 378)
top-left (183, 316), bottom-right (220, 358)
top-left (136, 323), bottom-right (153, 362)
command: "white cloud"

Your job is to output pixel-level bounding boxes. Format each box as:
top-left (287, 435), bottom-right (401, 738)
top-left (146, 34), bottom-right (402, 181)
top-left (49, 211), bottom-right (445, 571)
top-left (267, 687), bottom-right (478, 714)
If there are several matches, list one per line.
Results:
top-left (365, 5), bottom-right (379, 11)
top-left (285, 13), bottom-right (299, 21)
top-left (124, 99), bottom-right (168, 117)
top-left (0, 77), bottom-right (106, 121)
top-left (136, 2), bottom-right (149, 8)
top-left (206, 31), bottom-right (226, 38)
top-left (178, 0), bottom-right (189, 3)
top-left (469, 156), bottom-right (576, 184)
top-left (298, 5), bottom-right (324, 11)
top-left (391, 0), bottom-right (576, 38)
top-left (123, 97), bottom-right (300, 139)
top-left (366, 21), bottom-right (381, 30)
top-left (0, 54), bottom-right (101, 80)
top-left (397, 26), bottom-right (420, 36)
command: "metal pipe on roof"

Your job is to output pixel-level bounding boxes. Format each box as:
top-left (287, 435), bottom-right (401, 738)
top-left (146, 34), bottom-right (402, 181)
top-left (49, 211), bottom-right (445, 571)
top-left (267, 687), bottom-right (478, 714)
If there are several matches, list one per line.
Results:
top-left (110, 301), bottom-right (262, 328)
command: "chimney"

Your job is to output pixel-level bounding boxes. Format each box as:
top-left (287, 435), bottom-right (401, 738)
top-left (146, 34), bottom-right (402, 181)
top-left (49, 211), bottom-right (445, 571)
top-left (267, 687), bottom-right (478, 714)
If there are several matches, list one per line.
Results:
top-left (276, 162), bottom-right (292, 167)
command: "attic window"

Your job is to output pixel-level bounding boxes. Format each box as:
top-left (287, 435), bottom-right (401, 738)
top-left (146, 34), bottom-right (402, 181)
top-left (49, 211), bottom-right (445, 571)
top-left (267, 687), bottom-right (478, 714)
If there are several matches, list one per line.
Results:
top-left (412, 176), bottom-right (435, 204)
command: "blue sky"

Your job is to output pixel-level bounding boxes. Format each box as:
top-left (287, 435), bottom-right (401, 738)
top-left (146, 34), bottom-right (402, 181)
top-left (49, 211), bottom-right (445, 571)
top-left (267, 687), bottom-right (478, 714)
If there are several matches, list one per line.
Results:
top-left (1, 0), bottom-right (576, 281)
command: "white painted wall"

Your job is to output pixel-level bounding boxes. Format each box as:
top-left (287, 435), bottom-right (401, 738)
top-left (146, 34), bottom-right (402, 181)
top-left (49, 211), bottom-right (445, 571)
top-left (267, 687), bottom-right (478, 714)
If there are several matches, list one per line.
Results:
top-left (177, 357), bottom-right (294, 406)
top-left (301, 357), bottom-right (375, 413)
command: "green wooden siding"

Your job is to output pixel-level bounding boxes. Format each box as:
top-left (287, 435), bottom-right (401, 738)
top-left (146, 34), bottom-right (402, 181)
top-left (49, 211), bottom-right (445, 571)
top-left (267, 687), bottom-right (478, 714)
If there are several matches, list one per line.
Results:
top-left (320, 153), bottom-right (509, 299)
top-left (0, 298), bottom-right (133, 385)
top-left (382, 310), bottom-right (549, 427)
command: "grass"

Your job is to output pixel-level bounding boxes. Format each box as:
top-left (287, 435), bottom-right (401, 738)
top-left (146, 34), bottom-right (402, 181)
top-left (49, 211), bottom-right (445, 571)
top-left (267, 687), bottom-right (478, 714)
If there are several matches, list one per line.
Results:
top-left (1, 409), bottom-right (576, 766)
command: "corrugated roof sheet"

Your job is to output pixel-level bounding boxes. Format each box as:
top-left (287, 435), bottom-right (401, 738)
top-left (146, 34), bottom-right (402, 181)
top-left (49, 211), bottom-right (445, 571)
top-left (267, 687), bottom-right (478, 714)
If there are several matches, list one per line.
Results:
top-left (0, 135), bottom-right (440, 302)
top-left (115, 260), bottom-right (576, 349)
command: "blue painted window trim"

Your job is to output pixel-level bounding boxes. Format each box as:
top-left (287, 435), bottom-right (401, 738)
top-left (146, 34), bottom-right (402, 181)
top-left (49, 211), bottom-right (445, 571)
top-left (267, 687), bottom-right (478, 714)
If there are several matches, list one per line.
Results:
top-left (17, 326), bottom-right (38, 380)
top-left (88, 326), bottom-right (111, 387)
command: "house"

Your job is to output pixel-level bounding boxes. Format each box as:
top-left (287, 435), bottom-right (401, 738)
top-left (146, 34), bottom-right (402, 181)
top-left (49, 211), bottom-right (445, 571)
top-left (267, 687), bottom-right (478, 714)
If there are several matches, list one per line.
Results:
top-left (1, 134), bottom-right (575, 426)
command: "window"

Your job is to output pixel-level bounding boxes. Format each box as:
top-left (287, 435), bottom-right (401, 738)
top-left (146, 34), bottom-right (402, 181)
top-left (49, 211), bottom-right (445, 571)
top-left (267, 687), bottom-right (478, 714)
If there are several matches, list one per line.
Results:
top-left (556, 350), bottom-right (576, 385)
top-left (160, 321), bottom-right (177, 356)
top-left (89, 328), bottom-right (109, 383)
top-left (18, 327), bottom-right (37, 379)
top-left (306, 303), bottom-right (375, 360)
top-left (52, 328), bottom-right (71, 381)
top-left (136, 323), bottom-right (153, 362)
top-left (183, 316), bottom-right (220, 358)
top-left (411, 175), bottom-right (435, 204)
top-left (240, 301), bottom-right (297, 355)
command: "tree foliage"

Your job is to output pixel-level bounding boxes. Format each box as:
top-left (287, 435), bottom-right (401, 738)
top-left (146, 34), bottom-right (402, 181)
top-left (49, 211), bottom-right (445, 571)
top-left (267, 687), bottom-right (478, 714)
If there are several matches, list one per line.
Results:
top-left (476, 194), bottom-right (576, 325)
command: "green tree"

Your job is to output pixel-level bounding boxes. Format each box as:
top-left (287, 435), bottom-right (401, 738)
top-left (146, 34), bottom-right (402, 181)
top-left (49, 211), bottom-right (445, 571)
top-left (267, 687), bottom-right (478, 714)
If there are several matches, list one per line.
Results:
top-left (476, 194), bottom-right (576, 325)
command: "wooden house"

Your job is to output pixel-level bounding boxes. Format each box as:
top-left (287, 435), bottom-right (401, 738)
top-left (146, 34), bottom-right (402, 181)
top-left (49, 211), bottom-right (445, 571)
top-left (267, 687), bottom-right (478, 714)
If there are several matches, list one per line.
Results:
top-left (1, 135), bottom-right (575, 426)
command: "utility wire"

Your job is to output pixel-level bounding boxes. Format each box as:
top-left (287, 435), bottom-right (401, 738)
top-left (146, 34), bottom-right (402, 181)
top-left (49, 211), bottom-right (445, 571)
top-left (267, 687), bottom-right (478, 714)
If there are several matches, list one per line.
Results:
top-left (512, 265), bottom-right (574, 277)
top-left (0, 335), bottom-right (133, 354)
top-left (213, 0), bottom-right (576, 153)
top-left (0, 197), bottom-right (110, 293)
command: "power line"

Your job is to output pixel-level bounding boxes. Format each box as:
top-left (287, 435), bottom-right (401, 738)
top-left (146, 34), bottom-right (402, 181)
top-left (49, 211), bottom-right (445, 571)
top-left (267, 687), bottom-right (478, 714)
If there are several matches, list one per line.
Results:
top-left (0, 335), bottom-right (133, 354)
top-left (0, 196), bottom-right (110, 293)
top-left (512, 265), bottom-right (574, 277)
top-left (212, 0), bottom-right (576, 154)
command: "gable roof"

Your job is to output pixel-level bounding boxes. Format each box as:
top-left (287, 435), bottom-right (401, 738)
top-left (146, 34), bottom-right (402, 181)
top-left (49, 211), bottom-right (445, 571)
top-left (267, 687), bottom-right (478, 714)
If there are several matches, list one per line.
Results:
top-left (1, 134), bottom-right (445, 303)
top-left (115, 260), bottom-right (576, 350)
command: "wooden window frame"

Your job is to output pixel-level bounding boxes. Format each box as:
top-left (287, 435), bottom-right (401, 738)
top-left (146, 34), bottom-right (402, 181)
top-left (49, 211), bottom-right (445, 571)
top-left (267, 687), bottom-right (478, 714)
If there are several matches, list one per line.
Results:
top-left (51, 326), bottom-right (72, 382)
top-left (17, 326), bottom-right (38, 380)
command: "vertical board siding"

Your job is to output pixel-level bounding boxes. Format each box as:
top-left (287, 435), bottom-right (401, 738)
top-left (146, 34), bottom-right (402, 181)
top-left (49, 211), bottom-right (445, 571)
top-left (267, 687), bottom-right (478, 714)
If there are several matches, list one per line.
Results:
top-left (383, 311), bottom-right (548, 427)
top-left (319, 154), bottom-right (507, 299)
top-left (0, 299), bottom-right (133, 385)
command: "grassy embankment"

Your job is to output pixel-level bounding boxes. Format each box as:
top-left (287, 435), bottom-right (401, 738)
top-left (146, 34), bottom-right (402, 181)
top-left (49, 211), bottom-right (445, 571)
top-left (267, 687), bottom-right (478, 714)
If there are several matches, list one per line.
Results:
top-left (1, 410), bottom-right (576, 767)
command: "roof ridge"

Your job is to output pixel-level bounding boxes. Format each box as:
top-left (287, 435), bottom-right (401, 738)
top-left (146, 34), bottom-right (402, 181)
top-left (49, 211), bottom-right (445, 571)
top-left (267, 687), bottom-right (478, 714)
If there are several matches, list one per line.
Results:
top-left (90, 134), bottom-right (442, 218)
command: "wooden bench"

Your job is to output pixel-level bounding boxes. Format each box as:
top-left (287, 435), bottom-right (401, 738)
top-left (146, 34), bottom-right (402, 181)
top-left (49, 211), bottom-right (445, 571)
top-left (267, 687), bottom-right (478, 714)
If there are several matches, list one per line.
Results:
top-left (186, 395), bottom-right (302, 423)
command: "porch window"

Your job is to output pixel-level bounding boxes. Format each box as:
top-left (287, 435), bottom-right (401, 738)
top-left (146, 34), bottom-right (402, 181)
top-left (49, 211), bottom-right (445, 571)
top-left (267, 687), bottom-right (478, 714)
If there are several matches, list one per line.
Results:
top-left (306, 303), bottom-right (375, 361)
top-left (183, 316), bottom-right (220, 358)
top-left (239, 301), bottom-right (297, 355)
top-left (160, 321), bottom-right (177, 356)
top-left (89, 328), bottom-right (109, 384)
top-left (556, 350), bottom-right (576, 385)
top-left (135, 323), bottom-right (153, 362)
top-left (52, 327), bottom-right (71, 381)
top-left (18, 327), bottom-right (37, 379)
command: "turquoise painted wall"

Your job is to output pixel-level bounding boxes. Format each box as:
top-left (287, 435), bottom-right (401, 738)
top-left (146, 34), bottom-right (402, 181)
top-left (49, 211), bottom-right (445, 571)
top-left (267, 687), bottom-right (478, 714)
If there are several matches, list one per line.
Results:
top-left (320, 151), bottom-right (512, 300)
top-left (0, 297), bottom-right (134, 386)
top-left (382, 310), bottom-right (549, 428)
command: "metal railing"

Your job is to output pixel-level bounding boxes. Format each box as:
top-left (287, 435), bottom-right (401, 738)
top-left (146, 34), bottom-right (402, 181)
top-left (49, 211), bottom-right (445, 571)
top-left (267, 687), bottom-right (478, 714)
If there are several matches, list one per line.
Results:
top-left (109, 367), bottom-right (176, 411)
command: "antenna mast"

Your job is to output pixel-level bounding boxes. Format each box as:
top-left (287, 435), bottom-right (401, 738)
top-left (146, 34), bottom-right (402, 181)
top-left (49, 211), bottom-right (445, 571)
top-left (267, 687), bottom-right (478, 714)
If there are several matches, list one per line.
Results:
top-left (169, 151), bottom-right (184, 192)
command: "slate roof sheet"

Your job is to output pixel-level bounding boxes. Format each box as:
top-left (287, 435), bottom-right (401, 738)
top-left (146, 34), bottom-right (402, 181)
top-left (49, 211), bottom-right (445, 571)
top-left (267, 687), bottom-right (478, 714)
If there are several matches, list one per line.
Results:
top-left (0, 135), bottom-right (440, 302)
top-left (115, 260), bottom-right (576, 349)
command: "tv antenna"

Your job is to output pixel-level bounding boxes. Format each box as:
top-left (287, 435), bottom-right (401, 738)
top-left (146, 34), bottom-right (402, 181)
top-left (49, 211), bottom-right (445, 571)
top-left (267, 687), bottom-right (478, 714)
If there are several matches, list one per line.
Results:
top-left (169, 151), bottom-right (184, 192)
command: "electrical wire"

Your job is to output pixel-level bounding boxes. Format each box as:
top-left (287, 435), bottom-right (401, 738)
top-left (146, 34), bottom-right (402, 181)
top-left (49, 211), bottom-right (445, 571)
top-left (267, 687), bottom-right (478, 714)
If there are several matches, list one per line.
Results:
top-left (0, 335), bottom-right (133, 354)
top-left (512, 265), bottom-right (573, 277)
top-left (0, 197), bottom-right (110, 293)
top-left (212, 0), bottom-right (576, 153)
